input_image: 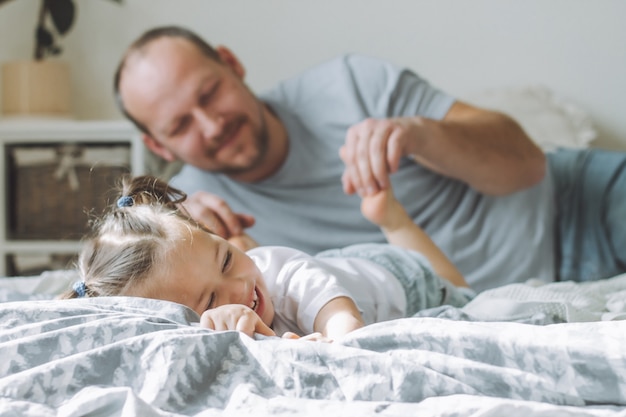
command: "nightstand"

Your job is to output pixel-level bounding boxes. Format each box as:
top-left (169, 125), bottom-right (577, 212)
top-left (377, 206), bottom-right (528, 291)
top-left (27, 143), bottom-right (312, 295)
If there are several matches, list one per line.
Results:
top-left (0, 119), bottom-right (144, 276)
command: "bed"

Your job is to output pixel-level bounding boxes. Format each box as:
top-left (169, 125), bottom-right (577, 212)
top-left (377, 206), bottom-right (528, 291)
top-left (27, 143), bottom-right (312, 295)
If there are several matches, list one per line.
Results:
top-left (1, 269), bottom-right (626, 416)
top-left (2, 87), bottom-right (621, 416)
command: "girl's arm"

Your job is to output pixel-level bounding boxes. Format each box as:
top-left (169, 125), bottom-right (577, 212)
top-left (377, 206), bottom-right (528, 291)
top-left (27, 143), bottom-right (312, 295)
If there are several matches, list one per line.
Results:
top-left (313, 296), bottom-right (365, 340)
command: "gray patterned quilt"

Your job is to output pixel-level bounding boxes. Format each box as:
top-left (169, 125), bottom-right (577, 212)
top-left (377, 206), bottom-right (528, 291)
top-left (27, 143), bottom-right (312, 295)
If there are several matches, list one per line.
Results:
top-left (1, 272), bottom-right (626, 416)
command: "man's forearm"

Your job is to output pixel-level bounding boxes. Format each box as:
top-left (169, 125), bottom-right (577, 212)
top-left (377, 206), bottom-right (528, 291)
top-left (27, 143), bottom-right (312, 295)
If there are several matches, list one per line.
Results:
top-left (409, 101), bottom-right (546, 196)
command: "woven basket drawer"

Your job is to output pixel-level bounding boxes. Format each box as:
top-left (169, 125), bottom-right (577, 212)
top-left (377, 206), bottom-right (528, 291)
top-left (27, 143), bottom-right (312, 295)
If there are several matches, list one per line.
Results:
top-left (7, 143), bottom-right (131, 240)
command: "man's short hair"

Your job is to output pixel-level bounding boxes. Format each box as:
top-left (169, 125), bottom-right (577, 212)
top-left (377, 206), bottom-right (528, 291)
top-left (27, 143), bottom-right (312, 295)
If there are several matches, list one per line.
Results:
top-left (113, 26), bottom-right (221, 135)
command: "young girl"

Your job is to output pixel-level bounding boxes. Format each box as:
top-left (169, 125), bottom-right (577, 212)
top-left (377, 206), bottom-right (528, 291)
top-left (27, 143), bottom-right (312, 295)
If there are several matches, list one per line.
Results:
top-left (62, 175), bottom-right (473, 340)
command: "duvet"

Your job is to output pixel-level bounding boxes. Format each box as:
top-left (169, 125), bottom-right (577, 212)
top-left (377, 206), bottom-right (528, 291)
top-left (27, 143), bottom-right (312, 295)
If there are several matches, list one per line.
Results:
top-left (1, 272), bottom-right (626, 416)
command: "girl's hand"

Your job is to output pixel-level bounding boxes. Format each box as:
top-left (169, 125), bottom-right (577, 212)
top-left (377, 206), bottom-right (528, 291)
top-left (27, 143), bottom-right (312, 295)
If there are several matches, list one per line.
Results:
top-left (281, 332), bottom-right (333, 343)
top-left (200, 304), bottom-right (275, 338)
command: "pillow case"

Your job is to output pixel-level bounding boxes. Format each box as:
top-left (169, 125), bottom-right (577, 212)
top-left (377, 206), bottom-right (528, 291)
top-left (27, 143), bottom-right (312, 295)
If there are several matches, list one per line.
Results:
top-left (464, 85), bottom-right (597, 152)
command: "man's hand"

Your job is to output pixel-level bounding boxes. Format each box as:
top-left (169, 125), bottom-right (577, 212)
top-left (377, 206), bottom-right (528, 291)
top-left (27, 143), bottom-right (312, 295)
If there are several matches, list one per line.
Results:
top-left (200, 304), bottom-right (275, 338)
top-left (182, 191), bottom-right (255, 239)
top-left (339, 117), bottom-right (419, 197)
top-left (340, 102), bottom-right (546, 196)
top-left (227, 233), bottom-right (260, 252)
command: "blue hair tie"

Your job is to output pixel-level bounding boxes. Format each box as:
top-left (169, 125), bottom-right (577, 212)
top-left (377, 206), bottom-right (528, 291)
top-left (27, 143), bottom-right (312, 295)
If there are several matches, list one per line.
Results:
top-left (117, 195), bottom-right (134, 208)
top-left (73, 281), bottom-right (87, 298)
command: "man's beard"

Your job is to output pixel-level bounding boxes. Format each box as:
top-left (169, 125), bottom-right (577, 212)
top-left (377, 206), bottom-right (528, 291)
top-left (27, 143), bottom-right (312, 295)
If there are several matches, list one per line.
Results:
top-left (217, 102), bottom-right (270, 177)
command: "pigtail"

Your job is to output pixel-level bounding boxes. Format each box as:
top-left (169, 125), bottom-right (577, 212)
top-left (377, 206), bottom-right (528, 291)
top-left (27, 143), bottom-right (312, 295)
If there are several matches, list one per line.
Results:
top-left (59, 175), bottom-right (193, 300)
top-left (59, 277), bottom-right (100, 299)
top-left (117, 175), bottom-right (187, 209)
top-left (59, 287), bottom-right (80, 299)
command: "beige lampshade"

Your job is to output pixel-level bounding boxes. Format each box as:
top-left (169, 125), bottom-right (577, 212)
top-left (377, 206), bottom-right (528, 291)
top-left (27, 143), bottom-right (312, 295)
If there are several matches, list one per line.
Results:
top-left (1, 60), bottom-right (72, 117)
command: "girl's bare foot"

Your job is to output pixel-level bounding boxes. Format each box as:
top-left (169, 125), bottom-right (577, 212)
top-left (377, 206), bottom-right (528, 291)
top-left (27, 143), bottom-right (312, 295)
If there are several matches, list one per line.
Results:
top-left (362, 188), bottom-right (469, 289)
top-left (360, 189), bottom-right (410, 231)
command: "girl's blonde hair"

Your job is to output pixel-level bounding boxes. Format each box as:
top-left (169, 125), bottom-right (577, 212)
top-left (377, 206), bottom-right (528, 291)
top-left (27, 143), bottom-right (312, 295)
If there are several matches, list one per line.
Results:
top-left (61, 175), bottom-right (199, 299)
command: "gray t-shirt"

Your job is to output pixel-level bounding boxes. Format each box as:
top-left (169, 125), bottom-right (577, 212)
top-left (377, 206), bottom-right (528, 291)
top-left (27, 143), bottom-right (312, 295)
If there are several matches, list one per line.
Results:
top-left (171, 54), bottom-right (555, 292)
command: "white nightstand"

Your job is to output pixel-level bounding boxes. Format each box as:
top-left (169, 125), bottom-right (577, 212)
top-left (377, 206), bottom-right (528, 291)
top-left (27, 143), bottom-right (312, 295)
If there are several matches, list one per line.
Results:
top-left (0, 119), bottom-right (144, 276)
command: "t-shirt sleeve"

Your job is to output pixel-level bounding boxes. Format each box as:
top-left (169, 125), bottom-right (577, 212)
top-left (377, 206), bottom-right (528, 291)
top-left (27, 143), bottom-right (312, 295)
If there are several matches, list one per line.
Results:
top-left (261, 54), bottom-right (456, 139)
top-left (344, 54), bottom-right (456, 120)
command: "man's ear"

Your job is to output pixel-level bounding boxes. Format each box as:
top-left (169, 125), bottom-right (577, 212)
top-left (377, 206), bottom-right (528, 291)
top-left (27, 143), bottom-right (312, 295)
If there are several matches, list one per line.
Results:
top-left (142, 134), bottom-right (176, 162)
top-left (215, 46), bottom-right (246, 79)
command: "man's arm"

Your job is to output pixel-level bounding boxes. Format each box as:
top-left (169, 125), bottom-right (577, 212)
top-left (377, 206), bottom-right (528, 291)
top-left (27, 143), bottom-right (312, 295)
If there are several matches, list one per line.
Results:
top-left (340, 101), bottom-right (546, 197)
top-left (409, 101), bottom-right (546, 195)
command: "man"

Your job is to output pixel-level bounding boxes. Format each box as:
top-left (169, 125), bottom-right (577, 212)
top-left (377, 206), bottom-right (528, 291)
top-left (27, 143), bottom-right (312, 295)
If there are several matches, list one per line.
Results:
top-left (114, 25), bottom-right (626, 292)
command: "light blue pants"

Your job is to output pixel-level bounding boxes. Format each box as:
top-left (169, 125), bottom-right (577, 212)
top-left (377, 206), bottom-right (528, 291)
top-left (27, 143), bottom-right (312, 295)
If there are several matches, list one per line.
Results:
top-left (549, 148), bottom-right (626, 282)
top-left (317, 243), bottom-right (474, 316)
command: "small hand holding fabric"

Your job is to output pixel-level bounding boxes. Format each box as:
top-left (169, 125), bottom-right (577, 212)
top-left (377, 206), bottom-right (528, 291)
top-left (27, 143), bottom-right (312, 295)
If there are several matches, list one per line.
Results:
top-left (200, 304), bottom-right (275, 338)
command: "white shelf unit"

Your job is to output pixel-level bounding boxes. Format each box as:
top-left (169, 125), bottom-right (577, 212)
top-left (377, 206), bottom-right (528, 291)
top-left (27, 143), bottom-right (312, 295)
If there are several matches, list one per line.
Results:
top-left (0, 119), bottom-right (144, 276)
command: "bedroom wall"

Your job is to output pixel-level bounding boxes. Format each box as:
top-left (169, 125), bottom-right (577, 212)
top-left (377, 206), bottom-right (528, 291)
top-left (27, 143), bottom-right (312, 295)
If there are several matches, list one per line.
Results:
top-left (0, 0), bottom-right (625, 149)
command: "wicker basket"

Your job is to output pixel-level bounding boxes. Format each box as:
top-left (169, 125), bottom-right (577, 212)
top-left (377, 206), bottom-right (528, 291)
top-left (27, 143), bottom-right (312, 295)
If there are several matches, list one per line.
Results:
top-left (5, 253), bottom-right (77, 277)
top-left (7, 143), bottom-right (131, 240)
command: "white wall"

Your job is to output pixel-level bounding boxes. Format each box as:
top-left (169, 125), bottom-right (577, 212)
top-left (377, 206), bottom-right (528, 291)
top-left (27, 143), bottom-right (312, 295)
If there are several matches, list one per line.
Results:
top-left (1, 0), bottom-right (625, 149)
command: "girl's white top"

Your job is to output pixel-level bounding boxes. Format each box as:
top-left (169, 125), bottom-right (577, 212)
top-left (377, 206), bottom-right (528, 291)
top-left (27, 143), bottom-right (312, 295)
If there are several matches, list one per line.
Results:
top-left (247, 246), bottom-right (406, 336)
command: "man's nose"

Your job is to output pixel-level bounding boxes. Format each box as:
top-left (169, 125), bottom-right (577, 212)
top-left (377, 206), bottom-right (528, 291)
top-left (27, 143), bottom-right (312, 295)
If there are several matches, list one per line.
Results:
top-left (191, 108), bottom-right (224, 140)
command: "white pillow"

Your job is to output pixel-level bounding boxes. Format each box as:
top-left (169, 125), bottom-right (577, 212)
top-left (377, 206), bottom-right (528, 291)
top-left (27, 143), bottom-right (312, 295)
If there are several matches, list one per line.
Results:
top-left (464, 85), bottom-right (597, 152)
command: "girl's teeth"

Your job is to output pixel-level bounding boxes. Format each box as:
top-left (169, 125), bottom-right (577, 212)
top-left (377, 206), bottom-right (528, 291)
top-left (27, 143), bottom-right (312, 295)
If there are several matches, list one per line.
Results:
top-left (250, 289), bottom-right (258, 310)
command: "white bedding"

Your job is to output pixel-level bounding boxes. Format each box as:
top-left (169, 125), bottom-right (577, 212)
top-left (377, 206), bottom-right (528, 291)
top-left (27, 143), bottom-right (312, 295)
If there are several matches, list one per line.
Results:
top-left (1, 270), bottom-right (626, 416)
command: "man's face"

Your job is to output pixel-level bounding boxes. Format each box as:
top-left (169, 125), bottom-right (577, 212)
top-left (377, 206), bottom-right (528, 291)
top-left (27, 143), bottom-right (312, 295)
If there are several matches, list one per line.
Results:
top-left (119, 38), bottom-right (269, 176)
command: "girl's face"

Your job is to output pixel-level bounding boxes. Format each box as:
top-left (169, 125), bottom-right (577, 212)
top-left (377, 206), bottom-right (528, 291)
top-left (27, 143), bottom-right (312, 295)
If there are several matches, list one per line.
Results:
top-left (135, 226), bottom-right (274, 326)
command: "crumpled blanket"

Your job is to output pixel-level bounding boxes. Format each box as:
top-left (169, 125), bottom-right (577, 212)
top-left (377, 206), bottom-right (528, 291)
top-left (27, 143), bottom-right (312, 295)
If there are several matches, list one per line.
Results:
top-left (416, 273), bottom-right (626, 324)
top-left (0, 294), bottom-right (625, 417)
